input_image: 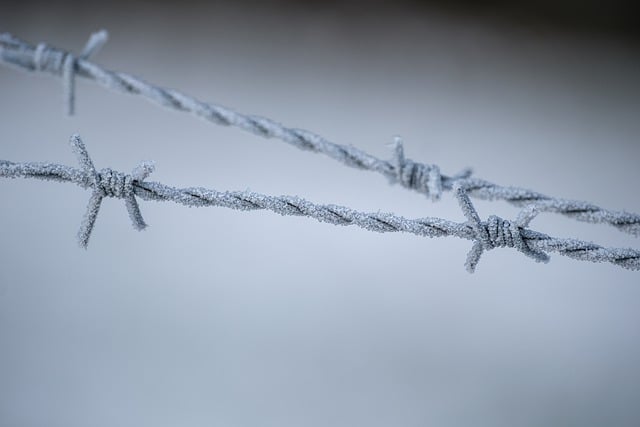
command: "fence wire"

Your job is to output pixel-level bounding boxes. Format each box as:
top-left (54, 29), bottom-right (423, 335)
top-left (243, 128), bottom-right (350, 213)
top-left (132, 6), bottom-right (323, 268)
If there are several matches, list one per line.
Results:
top-left (1, 30), bottom-right (638, 236)
top-left (1, 135), bottom-right (638, 273)
top-left (1, 30), bottom-right (639, 273)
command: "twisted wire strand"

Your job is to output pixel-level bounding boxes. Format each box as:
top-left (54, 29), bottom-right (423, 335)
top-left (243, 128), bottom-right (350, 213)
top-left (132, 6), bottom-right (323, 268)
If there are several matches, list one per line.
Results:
top-left (1, 31), bottom-right (638, 236)
top-left (1, 135), bottom-right (638, 273)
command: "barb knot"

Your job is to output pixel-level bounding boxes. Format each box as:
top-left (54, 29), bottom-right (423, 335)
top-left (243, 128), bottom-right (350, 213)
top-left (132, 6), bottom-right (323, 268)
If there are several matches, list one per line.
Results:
top-left (70, 134), bottom-right (154, 248)
top-left (391, 136), bottom-right (442, 201)
top-left (33, 30), bottom-right (108, 115)
top-left (455, 182), bottom-right (550, 272)
top-left (96, 168), bottom-right (134, 198)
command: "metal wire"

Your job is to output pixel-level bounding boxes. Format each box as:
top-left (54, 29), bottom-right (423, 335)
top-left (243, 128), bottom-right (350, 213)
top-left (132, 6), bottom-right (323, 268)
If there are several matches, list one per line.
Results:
top-left (1, 135), bottom-right (638, 273)
top-left (1, 30), bottom-right (639, 236)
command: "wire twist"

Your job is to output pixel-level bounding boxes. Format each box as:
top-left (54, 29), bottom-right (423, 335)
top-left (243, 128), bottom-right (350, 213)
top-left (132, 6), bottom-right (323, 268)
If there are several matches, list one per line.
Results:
top-left (1, 135), bottom-right (639, 273)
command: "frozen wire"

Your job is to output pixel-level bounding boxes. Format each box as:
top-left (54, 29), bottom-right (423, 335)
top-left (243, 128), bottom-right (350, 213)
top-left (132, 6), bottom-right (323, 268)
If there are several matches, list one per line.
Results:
top-left (1, 30), bottom-right (639, 235)
top-left (1, 135), bottom-right (638, 273)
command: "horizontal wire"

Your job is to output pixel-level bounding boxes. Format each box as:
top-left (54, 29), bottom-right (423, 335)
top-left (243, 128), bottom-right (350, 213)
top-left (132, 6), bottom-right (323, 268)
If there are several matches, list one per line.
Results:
top-left (1, 135), bottom-right (638, 273)
top-left (1, 31), bottom-right (639, 236)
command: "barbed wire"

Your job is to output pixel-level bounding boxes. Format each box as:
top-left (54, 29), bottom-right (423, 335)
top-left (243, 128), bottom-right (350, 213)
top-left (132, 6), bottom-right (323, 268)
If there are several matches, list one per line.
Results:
top-left (1, 135), bottom-right (638, 273)
top-left (1, 30), bottom-right (639, 236)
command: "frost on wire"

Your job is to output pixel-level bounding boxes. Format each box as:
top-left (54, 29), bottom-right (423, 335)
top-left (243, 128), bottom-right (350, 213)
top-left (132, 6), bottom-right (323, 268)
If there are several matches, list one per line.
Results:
top-left (1, 30), bottom-right (639, 273)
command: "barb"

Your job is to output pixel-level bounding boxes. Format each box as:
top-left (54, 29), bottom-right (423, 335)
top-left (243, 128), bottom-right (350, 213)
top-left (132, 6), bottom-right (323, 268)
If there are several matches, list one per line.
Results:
top-left (455, 182), bottom-right (549, 273)
top-left (1, 31), bottom-right (638, 236)
top-left (69, 135), bottom-right (154, 247)
top-left (391, 136), bottom-right (464, 202)
top-left (1, 136), bottom-right (638, 272)
top-left (11, 30), bottom-right (108, 115)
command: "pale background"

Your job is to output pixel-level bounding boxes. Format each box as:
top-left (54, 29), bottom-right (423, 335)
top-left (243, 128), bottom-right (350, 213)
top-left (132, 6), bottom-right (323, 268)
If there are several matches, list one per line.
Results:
top-left (1, 1), bottom-right (640, 426)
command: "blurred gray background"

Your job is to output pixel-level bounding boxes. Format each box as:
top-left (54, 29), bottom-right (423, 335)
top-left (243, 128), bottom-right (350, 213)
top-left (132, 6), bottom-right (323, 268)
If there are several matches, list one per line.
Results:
top-left (1, 1), bottom-right (640, 426)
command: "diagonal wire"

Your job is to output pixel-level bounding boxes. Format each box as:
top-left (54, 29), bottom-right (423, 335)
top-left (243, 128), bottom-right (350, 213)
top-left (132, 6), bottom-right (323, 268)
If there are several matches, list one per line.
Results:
top-left (1, 31), bottom-right (639, 236)
top-left (1, 135), bottom-right (638, 273)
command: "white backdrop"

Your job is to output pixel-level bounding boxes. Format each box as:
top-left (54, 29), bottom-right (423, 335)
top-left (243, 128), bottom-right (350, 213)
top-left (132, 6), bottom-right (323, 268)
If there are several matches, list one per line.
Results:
top-left (1, 2), bottom-right (640, 426)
